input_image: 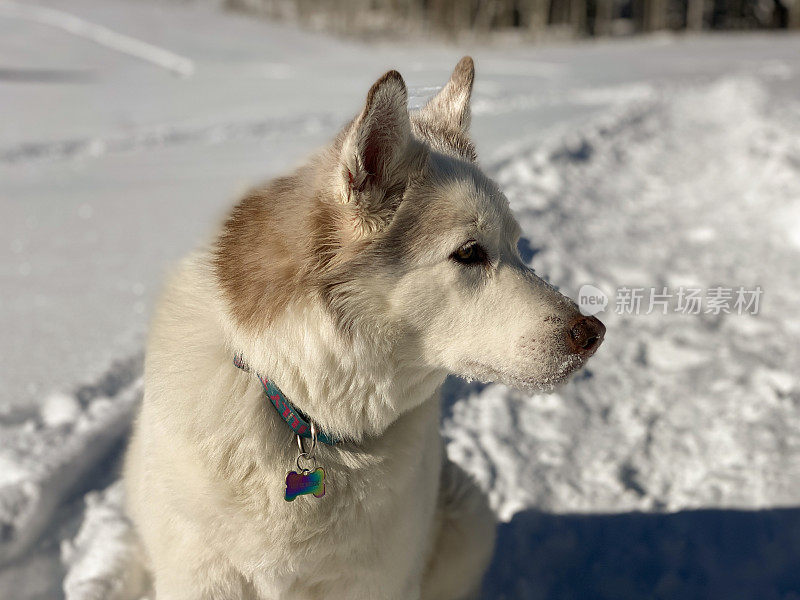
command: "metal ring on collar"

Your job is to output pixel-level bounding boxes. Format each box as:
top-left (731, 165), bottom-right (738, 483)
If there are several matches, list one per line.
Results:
top-left (296, 452), bottom-right (317, 472)
top-left (294, 422), bottom-right (318, 458)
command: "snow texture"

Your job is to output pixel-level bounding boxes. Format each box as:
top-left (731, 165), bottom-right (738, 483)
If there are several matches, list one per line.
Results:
top-left (1, 0), bottom-right (800, 597)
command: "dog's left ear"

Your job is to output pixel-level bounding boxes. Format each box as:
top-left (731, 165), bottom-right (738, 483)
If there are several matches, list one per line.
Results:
top-left (340, 70), bottom-right (419, 233)
top-left (419, 56), bottom-right (475, 135)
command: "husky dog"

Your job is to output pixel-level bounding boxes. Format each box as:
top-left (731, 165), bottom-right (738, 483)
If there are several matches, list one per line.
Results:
top-left (124, 57), bottom-right (604, 600)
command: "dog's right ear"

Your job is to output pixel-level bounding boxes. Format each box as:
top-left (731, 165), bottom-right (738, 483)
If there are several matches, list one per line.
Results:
top-left (339, 70), bottom-right (416, 234)
top-left (419, 56), bottom-right (475, 135)
top-left (413, 57), bottom-right (477, 162)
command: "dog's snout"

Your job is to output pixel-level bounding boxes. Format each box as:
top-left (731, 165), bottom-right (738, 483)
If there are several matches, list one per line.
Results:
top-left (566, 316), bottom-right (605, 356)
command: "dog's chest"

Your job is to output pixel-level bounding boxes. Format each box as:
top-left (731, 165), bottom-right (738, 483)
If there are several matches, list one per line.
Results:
top-left (241, 411), bottom-right (444, 598)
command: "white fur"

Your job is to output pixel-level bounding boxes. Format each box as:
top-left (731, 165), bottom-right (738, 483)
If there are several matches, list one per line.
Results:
top-left (124, 253), bottom-right (495, 599)
top-left (125, 60), bottom-right (601, 600)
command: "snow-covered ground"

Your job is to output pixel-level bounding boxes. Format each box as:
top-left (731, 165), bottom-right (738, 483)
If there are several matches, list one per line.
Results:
top-left (2, 0), bottom-right (800, 597)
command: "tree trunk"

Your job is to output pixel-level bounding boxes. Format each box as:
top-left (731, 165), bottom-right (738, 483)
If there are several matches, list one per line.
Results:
top-left (686, 0), bottom-right (706, 29)
top-left (473, 0), bottom-right (495, 32)
top-left (789, 0), bottom-right (800, 27)
top-left (643, 0), bottom-right (668, 30)
top-left (594, 0), bottom-right (615, 35)
top-left (570, 0), bottom-right (587, 33)
top-left (550, 0), bottom-right (570, 24)
top-left (520, 0), bottom-right (551, 32)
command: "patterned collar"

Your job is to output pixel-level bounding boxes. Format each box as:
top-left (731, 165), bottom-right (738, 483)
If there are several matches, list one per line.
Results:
top-left (233, 354), bottom-right (339, 445)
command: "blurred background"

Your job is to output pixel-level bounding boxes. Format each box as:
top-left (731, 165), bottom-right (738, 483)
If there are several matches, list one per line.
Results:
top-left (232, 0), bottom-right (800, 37)
top-left (1, 1), bottom-right (800, 599)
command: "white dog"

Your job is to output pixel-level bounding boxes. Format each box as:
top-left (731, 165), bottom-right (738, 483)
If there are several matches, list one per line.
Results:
top-left (124, 57), bottom-right (605, 600)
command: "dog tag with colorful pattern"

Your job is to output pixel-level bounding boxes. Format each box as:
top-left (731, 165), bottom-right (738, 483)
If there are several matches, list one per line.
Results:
top-left (285, 467), bottom-right (326, 501)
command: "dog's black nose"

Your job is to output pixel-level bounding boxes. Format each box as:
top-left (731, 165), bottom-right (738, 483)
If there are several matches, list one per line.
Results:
top-left (567, 316), bottom-right (605, 356)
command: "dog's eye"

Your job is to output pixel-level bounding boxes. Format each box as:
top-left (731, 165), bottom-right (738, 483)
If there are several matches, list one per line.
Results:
top-left (450, 242), bottom-right (488, 266)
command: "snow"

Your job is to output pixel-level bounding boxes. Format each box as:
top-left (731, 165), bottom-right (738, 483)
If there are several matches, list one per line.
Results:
top-left (2, 0), bottom-right (800, 597)
top-left (0, 1), bottom-right (194, 78)
top-left (40, 394), bottom-right (82, 429)
top-left (61, 482), bottom-right (148, 600)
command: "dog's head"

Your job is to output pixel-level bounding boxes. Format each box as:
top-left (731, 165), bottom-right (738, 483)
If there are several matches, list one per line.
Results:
top-left (216, 58), bottom-right (604, 396)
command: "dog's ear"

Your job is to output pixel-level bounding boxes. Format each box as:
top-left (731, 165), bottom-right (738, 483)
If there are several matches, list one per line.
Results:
top-left (420, 56), bottom-right (475, 135)
top-left (340, 70), bottom-right (417, 233)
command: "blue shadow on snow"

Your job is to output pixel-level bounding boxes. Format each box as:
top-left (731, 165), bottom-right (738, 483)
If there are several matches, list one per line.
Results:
top-left (483, 507), bottom-right (800, 600)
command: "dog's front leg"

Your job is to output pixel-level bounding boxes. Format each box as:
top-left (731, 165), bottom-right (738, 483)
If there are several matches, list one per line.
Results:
top-left (421, 459), bottom-right (497, 600)
top-left (144, 519), bottom-right (256, 600)
top-left (151, 554), bottom-right (255, 600)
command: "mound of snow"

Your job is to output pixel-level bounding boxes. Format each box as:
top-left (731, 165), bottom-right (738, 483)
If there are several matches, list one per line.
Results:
top-left (61, 482), bottom-right (149, 600)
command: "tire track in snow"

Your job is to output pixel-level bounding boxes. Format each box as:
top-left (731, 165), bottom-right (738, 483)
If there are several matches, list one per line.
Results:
top-left (0, 83), bottom-right (653, 166)
top-left (0, 112), bottom-right (341, 165)
top-left (0, 1), bottom-right (193, 78)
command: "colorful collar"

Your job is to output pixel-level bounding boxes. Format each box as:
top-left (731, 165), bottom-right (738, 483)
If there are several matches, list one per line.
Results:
top-left (233, 354), bottom-right (339, 445)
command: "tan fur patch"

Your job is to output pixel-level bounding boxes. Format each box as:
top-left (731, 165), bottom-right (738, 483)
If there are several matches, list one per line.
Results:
top-left (213, 166), bottom-right (345, 332)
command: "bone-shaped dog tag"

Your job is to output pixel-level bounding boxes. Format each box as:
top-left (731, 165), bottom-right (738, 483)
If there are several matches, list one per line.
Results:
top-left (285, 467), bottom-right (326, 501)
